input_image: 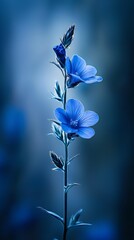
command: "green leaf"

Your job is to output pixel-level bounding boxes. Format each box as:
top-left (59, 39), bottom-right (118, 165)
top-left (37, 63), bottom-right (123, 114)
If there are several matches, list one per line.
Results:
top-left (37, 207), bottom-right (64, 224)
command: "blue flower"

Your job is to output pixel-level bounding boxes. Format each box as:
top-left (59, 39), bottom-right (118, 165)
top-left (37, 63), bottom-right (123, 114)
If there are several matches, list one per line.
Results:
top-left (55, 99), bottom-right (99, 139)
top-left (66, 55), bottom-right (103, 88)
top-left (53, 43), bottom-right (66, 68)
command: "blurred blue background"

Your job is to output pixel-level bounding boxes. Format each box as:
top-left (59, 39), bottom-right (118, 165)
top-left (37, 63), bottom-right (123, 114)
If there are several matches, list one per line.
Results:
top-left (0, 0), bottom-right (133, 239)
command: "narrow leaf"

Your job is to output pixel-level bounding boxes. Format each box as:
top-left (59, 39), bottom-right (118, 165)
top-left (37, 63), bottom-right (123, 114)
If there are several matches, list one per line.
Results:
top-left (54, 81), bottom-right (63, 102)
top-left (69, 209), bottom-right (83, 226)
top-left (68, 154), bottom-right (80, 165)
top-left (76, 223), bottom-right (92, 226)
top-left (50, 151), bottom-right (64, 169)
top-left (37, 207), bottom-right (64, 224)
top-left (68, 222), bottom-right (92, 229)
top-left (50, 61), bottom-right (64, 76)
top-left (52, 167), bottom-right (64, 172)
top-left (55, 81), bottom-right (62, 98)
top-left (64, 183), bottom-right (80, 193)
top-left (48, 119), bottom-right (60, 126)
top-left (52, 96), bottom-right (62, 102)
top-left (51, 86), bottom-right (63, 102)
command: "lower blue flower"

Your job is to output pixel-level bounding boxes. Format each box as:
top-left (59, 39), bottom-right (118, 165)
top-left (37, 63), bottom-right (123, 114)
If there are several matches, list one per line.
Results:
top-left (66, 55), bottom-right (103, 88)
top-left (55, 99), bottom-right (99, 139)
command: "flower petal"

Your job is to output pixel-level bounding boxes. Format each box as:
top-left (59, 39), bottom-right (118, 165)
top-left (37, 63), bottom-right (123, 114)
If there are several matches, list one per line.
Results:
top-left (80, 65), bottom-right (97, 79)
top-left (77, 127), bottom-right (95, 139)
top-left (55, 108), bottom-right (68, 124)
top-left (72, 55), bottom-right (86, 74)
top-left (61, 123), bottom-right (78, 133)
top-left (83, 75), bottom-right (103, 84)
top-left (67, 74), bottom-right (82, 88)
top-left (66, 57), bottom-right (72, 74)
top-left (79, 111), bottom-right (99, 127)
top-left (66, 99), bottom-right (84, 121)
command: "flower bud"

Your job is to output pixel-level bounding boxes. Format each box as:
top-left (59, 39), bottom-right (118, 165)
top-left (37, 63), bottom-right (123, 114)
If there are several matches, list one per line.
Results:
top-left (53, 44), bottom-right (66, 68)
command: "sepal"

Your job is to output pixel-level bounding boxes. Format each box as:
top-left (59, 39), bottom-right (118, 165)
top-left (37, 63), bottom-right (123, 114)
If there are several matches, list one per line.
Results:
top-left (67, 133), bottom-right (79, 145)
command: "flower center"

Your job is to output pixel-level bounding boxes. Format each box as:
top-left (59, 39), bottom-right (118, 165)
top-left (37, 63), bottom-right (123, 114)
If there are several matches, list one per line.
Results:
top-left (70, 119), bottom-right (78, 128)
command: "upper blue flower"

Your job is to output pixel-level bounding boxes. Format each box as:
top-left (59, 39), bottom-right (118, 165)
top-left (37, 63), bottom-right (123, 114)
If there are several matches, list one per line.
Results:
top-left (66, 55), bottom-right (103, 88)
top-left (53, 43), bottom-right (66, 68)
top-left (55, 99), bottom-right (99, 139)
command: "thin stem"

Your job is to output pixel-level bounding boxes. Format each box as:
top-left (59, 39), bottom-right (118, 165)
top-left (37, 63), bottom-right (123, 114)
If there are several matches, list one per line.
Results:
top-left (63, 70), bottom-right (67, 109)
top-left (63, 70), bottom-right (68, 240)
top-left (63, 140), bottom-right (68, 240)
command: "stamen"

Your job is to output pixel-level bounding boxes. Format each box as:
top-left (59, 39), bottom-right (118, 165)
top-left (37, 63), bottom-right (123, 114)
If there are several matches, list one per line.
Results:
top-left (70, 119), bottom-right (78, 128)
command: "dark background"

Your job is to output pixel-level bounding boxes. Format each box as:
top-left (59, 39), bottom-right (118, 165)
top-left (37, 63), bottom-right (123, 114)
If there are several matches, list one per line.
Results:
top-left (0, 0), bottom-right (133, 239)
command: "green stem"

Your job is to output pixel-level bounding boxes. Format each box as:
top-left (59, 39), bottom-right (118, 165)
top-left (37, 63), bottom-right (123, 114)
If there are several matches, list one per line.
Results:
top-left (63, 70), bottom-right (68, 240)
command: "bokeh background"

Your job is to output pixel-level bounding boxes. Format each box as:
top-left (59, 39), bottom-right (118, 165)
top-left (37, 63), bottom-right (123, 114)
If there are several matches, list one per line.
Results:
top-left (0, 0), bottom-right (133, 239)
